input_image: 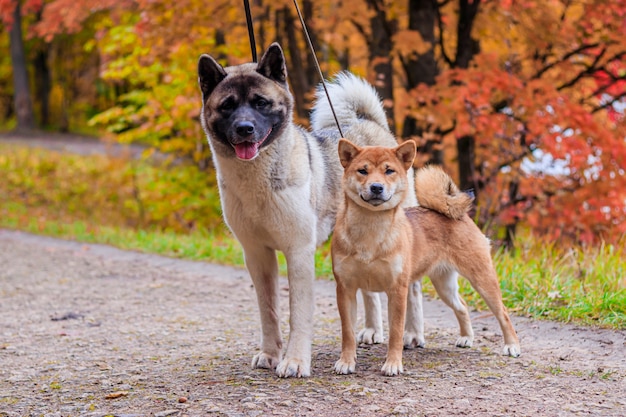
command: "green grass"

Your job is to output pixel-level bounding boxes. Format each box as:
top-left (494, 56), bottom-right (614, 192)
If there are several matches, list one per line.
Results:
top-left (1, 142), bottom-right (624, 329)
top-left (447, 237), bottom-right (626, 328)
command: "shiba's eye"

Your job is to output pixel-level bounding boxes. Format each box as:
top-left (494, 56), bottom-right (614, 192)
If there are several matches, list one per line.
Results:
top-left (385, 168), bottom-right (395, 175)
top-left (357, 169), bottom-right (367, 175)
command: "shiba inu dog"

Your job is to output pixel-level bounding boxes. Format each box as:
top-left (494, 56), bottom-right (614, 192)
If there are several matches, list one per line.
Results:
top-left (197, 43), bottom-right (418, 377)
top-left (332, 140), bottom-right (521, 376)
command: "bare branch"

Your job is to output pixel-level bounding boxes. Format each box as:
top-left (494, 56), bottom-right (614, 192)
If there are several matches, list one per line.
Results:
top-left (591, 91), bottom-right (626, 114)
top-left (556, 47), bottom-right (607, 91)
top-left (532, 43), bottom-right (600, 79)
top-left (434, 0), bottom-right (454, 67)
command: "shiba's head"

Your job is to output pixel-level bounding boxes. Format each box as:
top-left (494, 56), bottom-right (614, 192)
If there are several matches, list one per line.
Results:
top-left (198, 43), bottom-right (293, 161)
top-left (338, 139), bottom-right (416, 211)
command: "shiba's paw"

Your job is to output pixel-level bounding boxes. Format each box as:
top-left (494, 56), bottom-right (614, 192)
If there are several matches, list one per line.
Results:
top-left (381, 359), bottom-right (403, 376)
top-left (334, 356), bottom-right (356, 375)
top-left (503, 344), bottom-right (521, 357)
top-left (358, 328), bottom-right (384, 344)
top-left (403, 332), bottom-right (425, 349)
top-left (251, 352), bottom-right (280, 370)
top-left (455, 336), bottom-right (474, 348)
top-left (276, 357), bottom-right (311, 378)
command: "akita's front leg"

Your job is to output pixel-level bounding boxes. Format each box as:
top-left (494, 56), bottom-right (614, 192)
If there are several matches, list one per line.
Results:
top-left (334, 280), bottom-right (358, 374)
top-left (276, 245), bottom-right (316, 378)
top-left (358, 290), bottom-right (384, 344)
top-left (403, 280), bottom-right (426, 348)
top-left (244, 245), bottom-right (284, 371)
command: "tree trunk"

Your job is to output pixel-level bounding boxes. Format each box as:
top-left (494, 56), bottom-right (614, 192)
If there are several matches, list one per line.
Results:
top-left (9, 2), bottom-right (36, 131)
top-left (283, 7), bottom-right (309, 120)
top-left (456, 134), bottom-right (476, 192)
top-left (33, 48), bottom-right (50, 128)
top-left (454, 0), bottom-right (481, 195)
top-left (402, 0), bottom-right (441, 164)
top-left (366, 0), bottom-right (396, 133)
top-left (302, 0), bottom-right (320, 89)
top-left (32, 10), bottom-right (50, 128)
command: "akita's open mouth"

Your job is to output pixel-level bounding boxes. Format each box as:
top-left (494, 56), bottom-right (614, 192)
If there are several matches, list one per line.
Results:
top-left (233, 127), bottom-right (273, 160)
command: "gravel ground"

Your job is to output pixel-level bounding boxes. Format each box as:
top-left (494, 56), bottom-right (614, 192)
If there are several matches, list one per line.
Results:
top-left (0, 229), bottom-right (625, 417)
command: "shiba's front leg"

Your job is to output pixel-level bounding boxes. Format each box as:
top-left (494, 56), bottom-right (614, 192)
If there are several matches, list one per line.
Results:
top-left (382, 282), bottom-right (409, 376)
top-left (244, 245), bottom-right (284, 371)
top-left (334, 280), bottom-right (358, 374)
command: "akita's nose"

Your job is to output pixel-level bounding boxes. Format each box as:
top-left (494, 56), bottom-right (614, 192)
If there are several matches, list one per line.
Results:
top-left (236, 121), bottom-right (255, 137)
top-left (370, 183), bottom-right (384, 195)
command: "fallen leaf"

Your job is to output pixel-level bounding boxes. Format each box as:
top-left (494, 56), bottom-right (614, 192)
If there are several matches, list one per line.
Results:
top-left (105, 391), bottom-right (129, 399)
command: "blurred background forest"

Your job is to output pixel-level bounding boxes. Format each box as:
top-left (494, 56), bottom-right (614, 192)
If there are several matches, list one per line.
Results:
top-left (1, 0), bottom-right (625, 247)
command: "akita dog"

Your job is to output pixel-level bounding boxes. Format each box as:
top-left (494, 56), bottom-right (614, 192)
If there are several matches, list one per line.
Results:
top-left (198, 43), bottom-right (419, 377)
top-left (332, 140), bottom-right (521, 376)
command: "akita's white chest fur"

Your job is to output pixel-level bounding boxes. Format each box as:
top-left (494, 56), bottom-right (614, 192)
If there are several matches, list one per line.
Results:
top-left (212, 136), bottom-right (338, 251)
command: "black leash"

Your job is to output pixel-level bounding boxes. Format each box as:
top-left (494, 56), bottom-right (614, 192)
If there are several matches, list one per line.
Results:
top-left (292, 0), bottom-right (344, 138)
top-left (242, 0), bottom-right (343, 137)
top-left (243, 0), bottom-right (257, 62)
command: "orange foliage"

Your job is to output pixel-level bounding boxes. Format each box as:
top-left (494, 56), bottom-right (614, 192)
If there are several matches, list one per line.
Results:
top-left (6, 0), bottom-right (625, 244)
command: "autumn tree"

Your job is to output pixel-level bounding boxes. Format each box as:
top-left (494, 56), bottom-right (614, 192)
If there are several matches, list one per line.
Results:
top-left (1, 0), bottom-right (36, 131)
top-left (16, 0), bottom-right (622, 245)
top-left (413, 0), bottom-right (626, 244)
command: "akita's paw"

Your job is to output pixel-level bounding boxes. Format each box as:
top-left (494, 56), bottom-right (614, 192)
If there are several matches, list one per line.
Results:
top-left (358, 328), bottom-right (384, 344)
top-left (403, 332), bottom-right (426, 349)
top-left (503, 344), bottom-right (521, 358)
top-left (381, 359), bottom-right (403, 377)
top-left (334, 357), bottom-right (356, 375)
top-left (251, 352), bottom-right (280, 370)
top-left (455, 336), bottom-right (474, 348)
top-left (276, 357), bottom-right (311, 378)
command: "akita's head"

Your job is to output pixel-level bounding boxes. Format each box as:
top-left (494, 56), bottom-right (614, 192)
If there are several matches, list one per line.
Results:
top-left (198, 43), bottom-right (293, 161)
top-left (338, 139), bottom-right (416, 211)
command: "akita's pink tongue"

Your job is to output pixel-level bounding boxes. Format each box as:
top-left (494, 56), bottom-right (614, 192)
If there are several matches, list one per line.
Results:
top-left (234, 142), bottom-right (260, 160)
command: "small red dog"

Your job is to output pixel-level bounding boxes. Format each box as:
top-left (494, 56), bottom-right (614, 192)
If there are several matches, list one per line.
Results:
top-left (331, 139), bottom-right (520, 376)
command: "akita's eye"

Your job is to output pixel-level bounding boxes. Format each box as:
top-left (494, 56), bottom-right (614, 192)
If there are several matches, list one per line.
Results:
top-left (385, 168), bottom-right (395, 175)
top-left (219, 98), bottom-right (236, 112)
top-left (357, 169), bottom-right (367, 175)
top-left (254, 98), bottom-right (270, 109)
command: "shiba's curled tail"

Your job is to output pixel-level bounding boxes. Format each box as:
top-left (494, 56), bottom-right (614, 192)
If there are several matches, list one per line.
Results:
top-left (310, 72), bottom-right (390, 132)
top-left (415, 165), bottom-right (473, 220)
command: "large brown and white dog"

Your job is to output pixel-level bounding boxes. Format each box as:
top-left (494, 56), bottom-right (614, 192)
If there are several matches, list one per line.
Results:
top-left (197, 43), bottom-right (418, 377)
top-left (332, 140), bottom-right (521, 376)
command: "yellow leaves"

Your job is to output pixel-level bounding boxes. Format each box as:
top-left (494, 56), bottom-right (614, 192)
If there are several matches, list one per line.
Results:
top-left (0, 144), bottom-right (221, 234)
top-left (393, 30), bottom-right (431, 57)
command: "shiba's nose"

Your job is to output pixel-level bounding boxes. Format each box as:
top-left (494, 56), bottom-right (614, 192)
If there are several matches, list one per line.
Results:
top-left (235, 121), bottom-right (255, 137)
top-left (370, 183), bottom-right (384, 195)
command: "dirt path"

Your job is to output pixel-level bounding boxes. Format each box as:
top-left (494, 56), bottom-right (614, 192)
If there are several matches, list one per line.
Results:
top-left (1, 230), bottom-right (625, 416)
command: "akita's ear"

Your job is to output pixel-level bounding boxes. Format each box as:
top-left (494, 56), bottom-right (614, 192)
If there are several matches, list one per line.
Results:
top-left (198, 54), bottom-right (227, 100)
top-left (257, 42), bottom-right (288, 86)
top-left (396, 140), bottom-right (416, 171)
top-left (338, 139), bottom-right (361, 169)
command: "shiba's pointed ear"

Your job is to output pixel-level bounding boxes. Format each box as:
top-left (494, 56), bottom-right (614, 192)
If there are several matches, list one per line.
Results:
top-left (396, 140), bottom-right (416, 171)
top-left (257, 42), bottom-right (288, 86)
top-left (338, 139), bottom-right (361, 169)
top-left (198, 54), bottom-right (227, 100)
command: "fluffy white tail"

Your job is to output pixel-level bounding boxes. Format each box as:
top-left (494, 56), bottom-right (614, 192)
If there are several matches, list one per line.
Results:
top-left (310, 72), bottom-right (390, 132)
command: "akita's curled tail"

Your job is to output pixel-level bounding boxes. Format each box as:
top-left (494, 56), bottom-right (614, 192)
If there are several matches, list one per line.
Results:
top-left (415, 166), bottom-right (473, 220)
top-left (310, 72), bottom-right (389, 132)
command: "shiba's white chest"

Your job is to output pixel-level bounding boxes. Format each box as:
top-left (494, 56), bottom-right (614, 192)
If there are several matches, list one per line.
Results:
top-left (334, 252), bottom-right (405, 293)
